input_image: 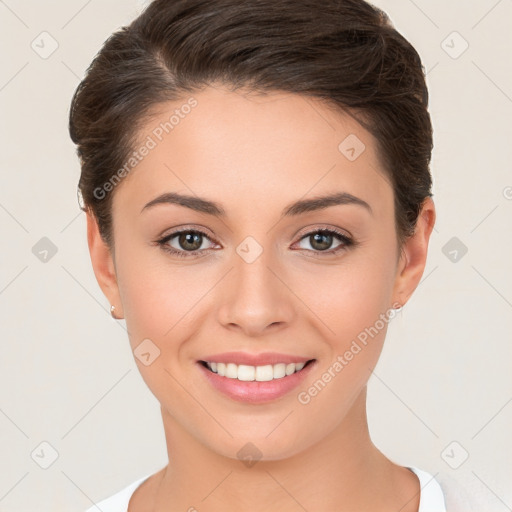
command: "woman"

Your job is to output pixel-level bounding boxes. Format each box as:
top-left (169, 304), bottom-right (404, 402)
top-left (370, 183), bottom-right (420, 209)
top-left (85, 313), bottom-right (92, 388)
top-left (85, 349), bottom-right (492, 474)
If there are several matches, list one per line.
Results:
top-left (70, 0), bottom-right (469, 510)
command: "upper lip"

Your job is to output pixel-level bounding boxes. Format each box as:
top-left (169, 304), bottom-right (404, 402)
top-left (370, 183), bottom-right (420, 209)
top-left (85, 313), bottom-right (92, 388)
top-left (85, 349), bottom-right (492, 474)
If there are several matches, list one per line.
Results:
top-left (199, 352), bottom-right (313, 366)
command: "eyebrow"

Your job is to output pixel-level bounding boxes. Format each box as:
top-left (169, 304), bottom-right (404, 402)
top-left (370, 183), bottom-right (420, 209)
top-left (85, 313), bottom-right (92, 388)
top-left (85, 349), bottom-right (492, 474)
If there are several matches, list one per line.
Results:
top-left (141, 191), bottom-right (373, 217)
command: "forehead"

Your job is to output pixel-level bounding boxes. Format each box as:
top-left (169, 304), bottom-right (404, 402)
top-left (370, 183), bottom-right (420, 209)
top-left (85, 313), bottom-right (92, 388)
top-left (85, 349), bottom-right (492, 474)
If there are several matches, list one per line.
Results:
top-left (114, 85), bottom-right (393, 219)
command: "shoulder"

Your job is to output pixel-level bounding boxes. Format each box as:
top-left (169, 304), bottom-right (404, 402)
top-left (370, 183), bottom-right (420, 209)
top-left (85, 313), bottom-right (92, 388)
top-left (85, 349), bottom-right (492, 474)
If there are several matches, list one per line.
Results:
top-left (84, 473), bottom-right (153, 512)
top-left (408, 466), bottom-right (505, 512)
top-left (407, 466), bottom-right (447, 511)
top-left (435, 470), bottom-right (508, 512)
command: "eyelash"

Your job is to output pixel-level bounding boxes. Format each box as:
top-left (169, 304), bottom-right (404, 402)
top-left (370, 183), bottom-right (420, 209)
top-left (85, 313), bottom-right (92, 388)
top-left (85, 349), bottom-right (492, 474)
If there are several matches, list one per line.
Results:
top-left (155, 226), bottom-right (356, 259)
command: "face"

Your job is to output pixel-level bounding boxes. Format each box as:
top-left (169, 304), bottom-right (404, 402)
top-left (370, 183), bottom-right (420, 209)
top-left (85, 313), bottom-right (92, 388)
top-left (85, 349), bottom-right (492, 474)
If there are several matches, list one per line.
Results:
top-left (88, 84), bottom-right (433, 461)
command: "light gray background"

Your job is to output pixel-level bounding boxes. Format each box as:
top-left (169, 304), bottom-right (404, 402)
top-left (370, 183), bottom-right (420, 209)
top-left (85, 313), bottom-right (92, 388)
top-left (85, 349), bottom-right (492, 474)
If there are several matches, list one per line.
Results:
top-left (1, 1), bottom-right (511, 510)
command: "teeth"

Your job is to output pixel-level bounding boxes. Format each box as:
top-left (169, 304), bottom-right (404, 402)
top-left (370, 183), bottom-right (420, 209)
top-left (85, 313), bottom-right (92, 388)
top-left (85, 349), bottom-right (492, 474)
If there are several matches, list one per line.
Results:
top-left (226, 363), bottom-right (238, 379)
top-left (204, 361), bottom-right (309, 381)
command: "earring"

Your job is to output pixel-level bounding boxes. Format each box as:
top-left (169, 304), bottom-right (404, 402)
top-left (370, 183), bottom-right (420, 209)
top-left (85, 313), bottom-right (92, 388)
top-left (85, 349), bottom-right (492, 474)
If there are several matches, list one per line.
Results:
top-left (110, 305), bottom-right (120, 319)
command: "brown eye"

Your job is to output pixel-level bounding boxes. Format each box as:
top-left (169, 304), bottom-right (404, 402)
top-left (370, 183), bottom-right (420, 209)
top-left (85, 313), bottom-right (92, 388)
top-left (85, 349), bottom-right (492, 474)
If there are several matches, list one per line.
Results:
top-left (177, 231), bottom-right (204, 251)
top-left (309, 232), bottom-right (335, 251)
top-left (296, 229), bottom-right (351, 253)
top-left (157, 229), bottom-right (216, 257)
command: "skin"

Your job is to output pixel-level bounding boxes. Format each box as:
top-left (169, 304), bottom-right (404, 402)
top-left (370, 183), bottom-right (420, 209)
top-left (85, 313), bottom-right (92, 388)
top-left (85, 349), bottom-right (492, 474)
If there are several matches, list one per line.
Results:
top-left (87, 84), bottom-right (436, 512)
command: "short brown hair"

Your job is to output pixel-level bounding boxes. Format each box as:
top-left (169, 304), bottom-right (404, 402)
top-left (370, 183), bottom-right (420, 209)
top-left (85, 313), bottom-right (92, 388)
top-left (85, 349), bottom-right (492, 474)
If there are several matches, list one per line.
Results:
top-left (69, 0), bottom-right (433, 252)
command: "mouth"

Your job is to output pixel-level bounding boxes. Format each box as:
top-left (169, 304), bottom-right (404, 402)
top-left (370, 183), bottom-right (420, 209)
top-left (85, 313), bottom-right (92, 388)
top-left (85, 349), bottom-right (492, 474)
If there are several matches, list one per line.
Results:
top-left (197, 355), bottom-right (317, 403)
top-left (199, 359), bottom-right (315, 382)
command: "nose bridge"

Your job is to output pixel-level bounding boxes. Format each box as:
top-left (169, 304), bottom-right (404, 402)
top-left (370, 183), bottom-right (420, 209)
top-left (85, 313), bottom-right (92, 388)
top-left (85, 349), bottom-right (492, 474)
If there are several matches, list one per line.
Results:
top-left (233, 234), bottom-right (282, 306)
top-left (217, 234), bottom-right (293, 333)
top-left (236, 236), bottom-right (276, 294)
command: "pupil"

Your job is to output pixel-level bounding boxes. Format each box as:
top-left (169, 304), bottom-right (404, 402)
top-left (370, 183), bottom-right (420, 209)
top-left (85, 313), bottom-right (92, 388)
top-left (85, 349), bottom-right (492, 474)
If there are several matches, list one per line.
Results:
top-left (181, 232), bottom-right (201, 250)
top-left (312, 232), bottom-right (332, 251)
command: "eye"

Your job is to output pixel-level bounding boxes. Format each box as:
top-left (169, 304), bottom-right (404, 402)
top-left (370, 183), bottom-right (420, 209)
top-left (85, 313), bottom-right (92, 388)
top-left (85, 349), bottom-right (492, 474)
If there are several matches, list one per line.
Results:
top-left (294, 228), bottom-right (354, 255)
top-left (156, 228), bottom-right (216, 258)
top-left (156, 226), bottom-right (355, 259)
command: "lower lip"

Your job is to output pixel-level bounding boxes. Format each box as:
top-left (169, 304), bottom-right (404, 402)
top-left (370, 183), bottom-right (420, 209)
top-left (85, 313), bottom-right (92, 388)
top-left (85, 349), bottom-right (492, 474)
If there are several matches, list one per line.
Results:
top-left (197, 360), bottom-right (316, 404)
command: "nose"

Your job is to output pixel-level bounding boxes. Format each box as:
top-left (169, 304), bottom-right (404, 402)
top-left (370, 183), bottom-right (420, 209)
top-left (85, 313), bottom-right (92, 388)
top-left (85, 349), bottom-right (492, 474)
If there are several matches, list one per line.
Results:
top-left (217, 244), bottom-right (296, 337)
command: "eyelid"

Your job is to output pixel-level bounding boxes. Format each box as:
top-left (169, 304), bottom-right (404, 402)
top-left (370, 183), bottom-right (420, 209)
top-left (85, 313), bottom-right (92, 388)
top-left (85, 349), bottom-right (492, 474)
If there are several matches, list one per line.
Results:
top-left (157, 224), bottom-right (218, 243)
top-left (158, 223), bottom-right (351, 243)
top-left (156, 224), bottom-right (354, 257)
top-left (157, 226), bottom-right (219, 252)
top-left (294, 223), bottom-right (352, 240)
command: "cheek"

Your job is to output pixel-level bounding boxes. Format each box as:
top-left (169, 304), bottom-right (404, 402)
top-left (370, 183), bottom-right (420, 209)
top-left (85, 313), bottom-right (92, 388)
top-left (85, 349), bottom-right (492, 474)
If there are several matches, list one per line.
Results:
top-left (293, 263), bottom-right (397, 437)
top-left (296, 244), bottom-right (398, 409)
top-left (306, 252), bottom-right (397, 349)
top-left (114, 256), bottom-right (203, 416)
top-left (116, 245), bottom-right (206, 344)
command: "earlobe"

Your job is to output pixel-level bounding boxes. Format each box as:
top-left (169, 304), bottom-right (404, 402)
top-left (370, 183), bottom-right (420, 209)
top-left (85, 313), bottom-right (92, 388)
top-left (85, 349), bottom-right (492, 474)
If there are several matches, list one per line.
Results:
top-left (86, 210), bottom-right (124, 318)
top-left (391, 197), bottom-right (436, 308)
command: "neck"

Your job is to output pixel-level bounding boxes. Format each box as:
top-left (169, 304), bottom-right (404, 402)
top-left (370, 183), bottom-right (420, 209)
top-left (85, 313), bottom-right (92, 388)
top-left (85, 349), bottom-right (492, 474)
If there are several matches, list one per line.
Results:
top-left (149, 387), bottom-right (419, 512)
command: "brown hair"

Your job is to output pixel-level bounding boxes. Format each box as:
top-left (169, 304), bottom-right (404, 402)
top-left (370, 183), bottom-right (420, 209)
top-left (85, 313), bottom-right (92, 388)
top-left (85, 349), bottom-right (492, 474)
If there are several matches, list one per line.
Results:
top-left (69, 0), bottom-right (433, 253)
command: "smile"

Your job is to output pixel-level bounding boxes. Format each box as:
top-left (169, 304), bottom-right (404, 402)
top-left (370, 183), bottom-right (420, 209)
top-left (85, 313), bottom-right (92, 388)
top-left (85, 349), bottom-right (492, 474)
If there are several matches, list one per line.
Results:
top-left (201, 360), bottom-right (312, 382)
top-left (197, 352), bottom-right (317, 403)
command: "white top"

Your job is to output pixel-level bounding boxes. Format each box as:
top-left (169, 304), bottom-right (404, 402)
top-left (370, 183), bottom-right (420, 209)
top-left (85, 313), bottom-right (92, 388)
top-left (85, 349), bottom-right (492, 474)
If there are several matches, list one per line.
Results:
top-left (85, 466), bottom-right (453, 512)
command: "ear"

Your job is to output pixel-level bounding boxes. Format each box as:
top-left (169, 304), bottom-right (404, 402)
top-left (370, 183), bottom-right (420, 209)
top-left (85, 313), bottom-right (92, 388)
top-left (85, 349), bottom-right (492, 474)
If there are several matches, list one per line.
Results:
top-left (86, 210), bottom-right (123, 318)
top-left (391, 197), bottom-right (436, 308)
